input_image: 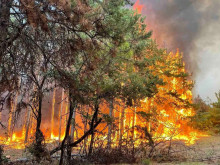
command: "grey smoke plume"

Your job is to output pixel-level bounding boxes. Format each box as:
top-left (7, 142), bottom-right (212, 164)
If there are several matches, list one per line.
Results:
top-left (136, 0), bottom-right (220, 101)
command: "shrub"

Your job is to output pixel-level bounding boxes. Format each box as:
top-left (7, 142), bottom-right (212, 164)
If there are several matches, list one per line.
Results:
top-left (88, 147), bottom-right (136, 164)
top-left (142, 158), bottom-right (151, 165)
top-left (26, 142), bottom-right (50, 162)
top-left (0, 145), bottom-right (9, 165)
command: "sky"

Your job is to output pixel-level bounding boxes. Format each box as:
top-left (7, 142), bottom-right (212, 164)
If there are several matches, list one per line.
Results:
top-left (134, 0), bottom-right (220, 101)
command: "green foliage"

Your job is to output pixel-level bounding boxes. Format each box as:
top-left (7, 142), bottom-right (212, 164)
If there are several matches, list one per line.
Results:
top-left (191, 91), bottom-right (220, 134)
top-left (137, 111), bottom-right (152, 120)
top-left (27, 141), bottom-right (50, 161)
top-left (0, 145), bottom-right (3, 165)
top-left (142, 158), bottom-right (151, 165)
top-left (49, 0), bottom-right (161, 107)
top-left (103, 114), bottom-right (114, 124)
top-left (0, 145), bottom-right (9, 165)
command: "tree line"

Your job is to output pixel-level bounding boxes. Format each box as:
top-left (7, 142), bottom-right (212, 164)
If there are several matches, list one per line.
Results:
top-left (0, 0), bottom-right (195, 164)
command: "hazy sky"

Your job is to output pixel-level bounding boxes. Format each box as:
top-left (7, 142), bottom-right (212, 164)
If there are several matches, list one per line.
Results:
top-left (135, 0), bottom-right (220, 101)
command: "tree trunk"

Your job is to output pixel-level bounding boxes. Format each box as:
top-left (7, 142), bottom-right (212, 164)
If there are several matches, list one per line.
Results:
top-left (145, 127), bottom-right (154, 158)
top-left (83, 110), bottom-right (89, 154)
top-left (132, 107), bottom-right (136, 139)
top-left (88, 100), bottom-right (99, 156)
top-left (67, 104), bottom-right (76, 163)
top-left (107, 98), bottom-right (113, 149)
top-left (8, 97), bottom-right (14, 137)
top-left (59, 89), bottom-right (64, 142)
top-left (131, 106), bottom-right (136, 153)
top-left (59, 92), bottom-right (76, 165)
top-left (51, 88), bottom-right (56, 138)
top-left (70, 106), bottom-right (76, 142)
top-left (32, 90), bottom-right (46, 161)
top-left (88, 131), bottom-right (94, 156)
top-left (119, 106), bottom-right (125, 148)
top-left (24, 106), bottom-right (31, 143)
top-left (35, 92), bottom-right (43, 147)
top-left (50, 118), bottom-right (102, 156)
top-left (8, 92), bottom-right (18, 139)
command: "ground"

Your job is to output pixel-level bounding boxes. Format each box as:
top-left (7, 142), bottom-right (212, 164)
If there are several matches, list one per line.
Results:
top-left (2, 136), bottom-right (220, 164)
top-left (151, 135), bottom-right (220, 164)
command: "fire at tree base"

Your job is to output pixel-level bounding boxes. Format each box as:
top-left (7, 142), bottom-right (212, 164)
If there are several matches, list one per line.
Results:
top-left (0, 49), bottom-right (205, 150)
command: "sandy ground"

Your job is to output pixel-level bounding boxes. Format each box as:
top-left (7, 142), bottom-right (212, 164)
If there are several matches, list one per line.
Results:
top-left (186, 135), bottom-right (220, 163)
top-left (152, 135), bottom-right (220, 164)
top-left (2, 136), bottom-right (220, 164)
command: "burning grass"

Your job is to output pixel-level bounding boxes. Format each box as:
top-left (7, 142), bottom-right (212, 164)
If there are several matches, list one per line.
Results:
top-left (0, 51), bottom-right (205, 156)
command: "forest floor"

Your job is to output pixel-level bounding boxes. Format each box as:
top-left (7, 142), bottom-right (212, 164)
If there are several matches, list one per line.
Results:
top-left (152, 135), bottom-right (220, 165)
top-left (2, 135), bottom-right (220, 164)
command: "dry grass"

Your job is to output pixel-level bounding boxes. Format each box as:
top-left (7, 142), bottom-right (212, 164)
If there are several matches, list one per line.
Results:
top-left (2, 136), bottom-right (220, 164)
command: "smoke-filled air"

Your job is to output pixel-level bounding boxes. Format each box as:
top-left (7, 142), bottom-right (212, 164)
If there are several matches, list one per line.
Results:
top-left (135, 0), bottom-right (220, 101)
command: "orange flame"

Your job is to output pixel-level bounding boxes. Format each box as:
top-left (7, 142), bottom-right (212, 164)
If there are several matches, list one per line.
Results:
top-left (0, 2), bottom-right (206, 149)
top-left (133, 0), bottom-right (144, 14)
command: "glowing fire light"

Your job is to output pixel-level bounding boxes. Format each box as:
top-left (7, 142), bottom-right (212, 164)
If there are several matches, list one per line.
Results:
top-left (0, 52), bottom-right (204, 149)
top-left (0, 1), bottom-right (206, 150)
top-left (133, 0), bottom-right (144, 14)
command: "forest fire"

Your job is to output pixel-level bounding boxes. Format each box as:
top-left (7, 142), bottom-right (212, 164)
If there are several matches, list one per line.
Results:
top-left (1, 1), bottom-right (220, 164)
top-left (0, 50), bottom-right (203, 150)
top-left (0, 0), bottom-right (204, 151)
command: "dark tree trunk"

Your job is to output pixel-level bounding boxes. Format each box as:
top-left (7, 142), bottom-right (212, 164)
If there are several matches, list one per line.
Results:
top-left (88, 100), bottom-right (99, 156)
top-left (32, 90), bottom-right (46, 161)
top-left (88, 130), bottom-right (95, 156)
top-left (145, 127), bottom-right (154, 158)
top-left (50, 118), bottom-right (102, 156)
top-left (24, 106), bottom-right (31, 143)
top-left (83, 110), bottom-right (89, 154)
top-left (66, 136), bottom-right (72, 164)
top-left (145, 127), bottom-right (154, 148)
top-left (131, 106), bottom-right (136, 155)
top-left (58, 89), bottom-right (64, 142)
top-left (59, 92), bottom-right (76, 165)
top-left (107, 98), bottom-right (113, 149)
top-left (35, 92), bottom-right (44, 147)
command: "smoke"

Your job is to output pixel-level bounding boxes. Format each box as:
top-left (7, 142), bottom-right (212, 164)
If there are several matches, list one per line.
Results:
top-left (135, 0), bottom-right (220, 101)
